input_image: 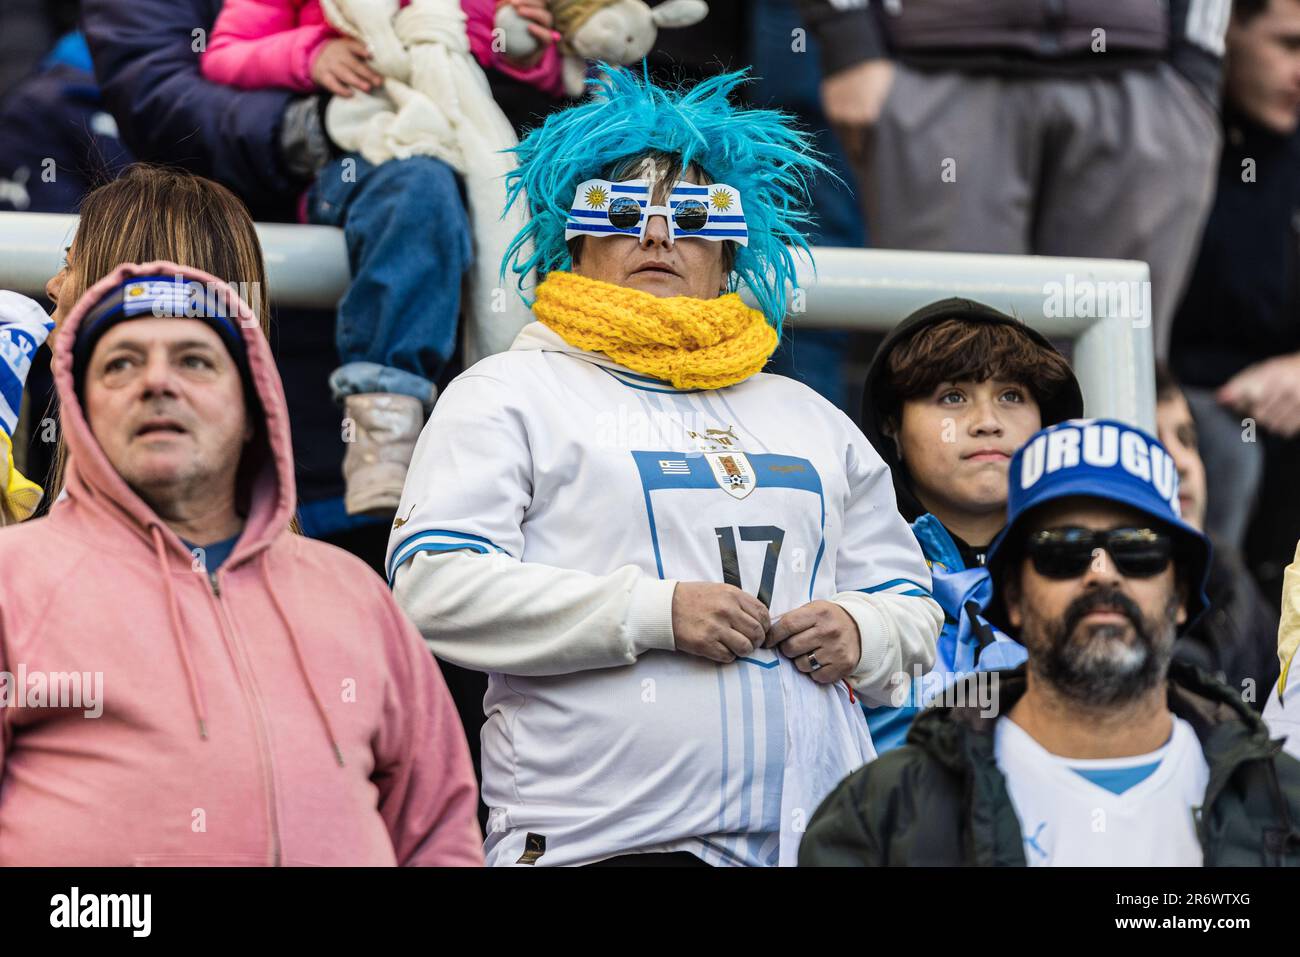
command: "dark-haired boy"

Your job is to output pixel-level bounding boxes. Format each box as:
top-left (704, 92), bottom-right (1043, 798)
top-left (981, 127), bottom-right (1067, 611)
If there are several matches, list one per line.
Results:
top-left (859, 299), bottom-right (1084, 750)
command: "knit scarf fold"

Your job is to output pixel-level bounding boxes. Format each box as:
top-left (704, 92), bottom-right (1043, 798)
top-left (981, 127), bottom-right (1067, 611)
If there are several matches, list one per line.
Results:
top-left (532, 272), bottom-right (778, 390)
top-left (1, 430), bottom-right (41, 524)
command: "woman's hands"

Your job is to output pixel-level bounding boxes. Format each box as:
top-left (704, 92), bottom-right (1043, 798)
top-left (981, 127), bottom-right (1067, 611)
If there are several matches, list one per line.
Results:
top-left (671, 585), bottom-right (862, 684)
top-left (766, 601), bottom-right (862, 685)
top-left (671, 582), bottom-right (770, 663)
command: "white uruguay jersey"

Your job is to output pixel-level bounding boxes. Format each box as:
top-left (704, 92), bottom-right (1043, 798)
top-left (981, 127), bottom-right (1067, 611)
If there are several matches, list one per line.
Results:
top-left (388, 323), bottom-right (935, 867)
top-left (994, 716), bottom-right (1209, 867)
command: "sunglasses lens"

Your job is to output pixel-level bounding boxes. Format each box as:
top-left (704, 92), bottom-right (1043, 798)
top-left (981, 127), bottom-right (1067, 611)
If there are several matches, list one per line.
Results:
top-left (608, 197), bottom-right (642, 230)
top-left (1027, 527), bottom-right (1175, 579)
top-left (673, 200), bottom-right (708, 232)
top-left (1107, 529), bottom-right (1174, 577)
top-left (1028, 539), bottom-right (1095, 579)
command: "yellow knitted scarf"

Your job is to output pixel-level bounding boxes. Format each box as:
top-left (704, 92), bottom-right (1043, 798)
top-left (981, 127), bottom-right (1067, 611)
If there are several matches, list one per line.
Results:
top-left (532, 271), bottom-right (778, 390)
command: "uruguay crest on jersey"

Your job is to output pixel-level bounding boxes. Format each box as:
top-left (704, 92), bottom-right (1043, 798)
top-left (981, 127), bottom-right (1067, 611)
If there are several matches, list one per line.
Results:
top-left (706, 451), bottom-right (756, 499)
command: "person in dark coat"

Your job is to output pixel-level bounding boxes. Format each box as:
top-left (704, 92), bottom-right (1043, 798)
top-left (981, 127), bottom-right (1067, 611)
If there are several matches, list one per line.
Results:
top-left (801, 419), bottom-right (1300, 866)
top-left (0, 0), bottom-right (79, 99)
top-left (1169, 0), bottom-right (1300, 598)
top-left (0, 31), bottom-right (134, 494)
top-left (82, 0), bottom-right (318, 222)
top-left (0, 32), bottom-right (132, 215)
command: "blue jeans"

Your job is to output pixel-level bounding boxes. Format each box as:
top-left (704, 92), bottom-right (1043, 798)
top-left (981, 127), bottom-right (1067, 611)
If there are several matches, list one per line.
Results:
top-left (309, 153), bottom-right (473, 406)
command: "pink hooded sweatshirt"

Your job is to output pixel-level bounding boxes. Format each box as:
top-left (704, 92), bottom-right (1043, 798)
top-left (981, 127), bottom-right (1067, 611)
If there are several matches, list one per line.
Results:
top-left (200, 0), bottom-right (563, 98)
top-left (0, 261), bottom-right (484, 866)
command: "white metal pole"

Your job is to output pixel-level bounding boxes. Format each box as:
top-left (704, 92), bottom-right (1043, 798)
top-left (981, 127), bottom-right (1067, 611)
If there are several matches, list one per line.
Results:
top-left (0, 212), bottom-right (349, 311)
top-left (0, 212), bottom-right (1154, 427)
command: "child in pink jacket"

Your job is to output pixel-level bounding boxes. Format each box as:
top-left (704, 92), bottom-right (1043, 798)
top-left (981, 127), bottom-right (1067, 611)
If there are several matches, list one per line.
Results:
top-left (198, 0), bottom-right (563, 518)
top-left (201, 0), bottom-right (563, 98)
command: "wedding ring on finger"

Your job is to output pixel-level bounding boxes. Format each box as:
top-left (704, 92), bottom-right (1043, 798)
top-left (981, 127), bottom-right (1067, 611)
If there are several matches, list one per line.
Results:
top-left (807, 653), bottom-right (823, 672)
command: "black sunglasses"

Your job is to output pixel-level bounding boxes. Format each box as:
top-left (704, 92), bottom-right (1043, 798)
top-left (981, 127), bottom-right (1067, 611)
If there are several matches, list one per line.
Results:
top-left (607, 197), bottom-right (710, 232)
top-left (1024, 527), bottom-right (1174, 579)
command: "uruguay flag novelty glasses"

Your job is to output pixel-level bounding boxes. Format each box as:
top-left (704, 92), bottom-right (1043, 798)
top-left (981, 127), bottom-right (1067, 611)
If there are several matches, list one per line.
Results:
top-left (564, 179), bottom-right (750, 246)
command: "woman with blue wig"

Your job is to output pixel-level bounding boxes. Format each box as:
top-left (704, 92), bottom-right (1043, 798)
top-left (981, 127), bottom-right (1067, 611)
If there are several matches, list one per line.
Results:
top-left (386, 65), bottom-right (942, 867)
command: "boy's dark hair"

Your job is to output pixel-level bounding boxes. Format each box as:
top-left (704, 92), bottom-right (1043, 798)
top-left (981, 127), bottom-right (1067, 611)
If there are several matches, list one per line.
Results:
top-left (881, 317), bottom-right (1076, 425)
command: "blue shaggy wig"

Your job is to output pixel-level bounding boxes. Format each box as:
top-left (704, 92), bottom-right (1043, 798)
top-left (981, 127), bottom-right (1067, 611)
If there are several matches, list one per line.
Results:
top-left (501, 65), bottom-right (829, 330)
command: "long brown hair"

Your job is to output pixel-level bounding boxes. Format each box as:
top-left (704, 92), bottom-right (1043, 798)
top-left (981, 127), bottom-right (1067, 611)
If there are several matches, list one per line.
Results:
top-left (47, 165), bottom-right (274, 505)
top-left (59, 164), bottom-right (270, 332)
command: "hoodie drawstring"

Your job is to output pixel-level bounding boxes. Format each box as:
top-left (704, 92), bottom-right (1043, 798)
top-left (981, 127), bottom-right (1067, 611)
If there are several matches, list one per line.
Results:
top-left (260, 552), bottom-right (346, 768)
top-left (150, 525), bottom-right (209, 740)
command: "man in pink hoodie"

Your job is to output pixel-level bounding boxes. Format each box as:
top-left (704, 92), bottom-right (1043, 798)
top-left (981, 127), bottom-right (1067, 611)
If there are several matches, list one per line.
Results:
top-left (0, 261), bottom-right (484, 866)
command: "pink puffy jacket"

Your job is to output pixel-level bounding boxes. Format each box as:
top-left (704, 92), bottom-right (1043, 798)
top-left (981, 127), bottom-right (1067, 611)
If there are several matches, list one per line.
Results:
top-left (200, 0), bottom-right (562, 97)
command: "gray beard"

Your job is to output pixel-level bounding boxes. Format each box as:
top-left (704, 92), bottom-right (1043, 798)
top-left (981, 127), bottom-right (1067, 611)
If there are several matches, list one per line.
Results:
top-left (1028, 589), bottom-right (1179, 708)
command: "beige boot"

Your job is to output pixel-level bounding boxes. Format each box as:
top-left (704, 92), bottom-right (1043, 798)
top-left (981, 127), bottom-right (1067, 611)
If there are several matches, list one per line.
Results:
top-left (342, 393), bottom-right (425, 517)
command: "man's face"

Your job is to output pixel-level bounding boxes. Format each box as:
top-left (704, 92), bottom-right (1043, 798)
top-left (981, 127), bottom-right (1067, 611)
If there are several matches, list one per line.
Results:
top-left (1004, 498), bottom-right (1186, 705)
top-left (571, 164), bottom-right (728, 300)
top-left (85, 318), bottom-right (251, 506)
top-left (1226, 0), bottom-right (1300, 135)
top-left (896, 378), bottom-right (1042, 520)
top-left (1156, 390), bottom-right (1207, 531)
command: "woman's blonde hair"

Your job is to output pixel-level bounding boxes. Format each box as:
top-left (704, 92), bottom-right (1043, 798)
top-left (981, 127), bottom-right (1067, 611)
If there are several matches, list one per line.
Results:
top-left (47, 164), bottom-right (275, 506)
top-left (60, 164), bottom-right (269, 333)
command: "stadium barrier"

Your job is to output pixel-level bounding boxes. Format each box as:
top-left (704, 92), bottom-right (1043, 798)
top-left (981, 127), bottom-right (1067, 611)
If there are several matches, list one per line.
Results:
top-left (0, 212), bottom-right (1154, 429)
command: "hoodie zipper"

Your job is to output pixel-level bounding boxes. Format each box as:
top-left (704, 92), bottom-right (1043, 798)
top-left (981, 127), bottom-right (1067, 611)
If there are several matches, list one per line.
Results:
top-left (206, 568), bottom-right (283, 866)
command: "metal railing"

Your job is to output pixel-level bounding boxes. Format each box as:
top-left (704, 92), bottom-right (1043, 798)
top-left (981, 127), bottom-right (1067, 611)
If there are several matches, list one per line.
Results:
top-left (0, 211), bottom-right (1154, 428)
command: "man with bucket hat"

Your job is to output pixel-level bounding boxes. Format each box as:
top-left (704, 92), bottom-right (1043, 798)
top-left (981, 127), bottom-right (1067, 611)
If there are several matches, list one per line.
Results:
top-left (801, 419), bottom-right (1300, 866)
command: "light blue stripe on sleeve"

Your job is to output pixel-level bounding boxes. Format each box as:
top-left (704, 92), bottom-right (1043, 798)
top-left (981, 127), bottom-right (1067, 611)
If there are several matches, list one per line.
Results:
top-left (387, 529), bottom-right (506, 583)
top-left (860, 578), bottom-right (933, 599)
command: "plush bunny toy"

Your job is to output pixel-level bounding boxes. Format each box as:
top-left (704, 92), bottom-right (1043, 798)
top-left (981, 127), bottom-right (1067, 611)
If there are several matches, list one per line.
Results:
top-left (496, 0), bottom-right (709, 96)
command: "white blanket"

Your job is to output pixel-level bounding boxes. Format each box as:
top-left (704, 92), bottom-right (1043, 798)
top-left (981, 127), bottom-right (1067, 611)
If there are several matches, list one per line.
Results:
top-left (320, 0), bottom-right (533, 363)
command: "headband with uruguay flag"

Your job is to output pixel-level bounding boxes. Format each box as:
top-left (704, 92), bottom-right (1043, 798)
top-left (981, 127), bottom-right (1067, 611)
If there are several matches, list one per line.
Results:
top-left (70, 276), bottom-right (249, 390)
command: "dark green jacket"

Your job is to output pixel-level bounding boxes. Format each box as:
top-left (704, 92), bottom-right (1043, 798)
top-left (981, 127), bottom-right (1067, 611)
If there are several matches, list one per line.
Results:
top-left (800, 661), bottom-right (1300, 866)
